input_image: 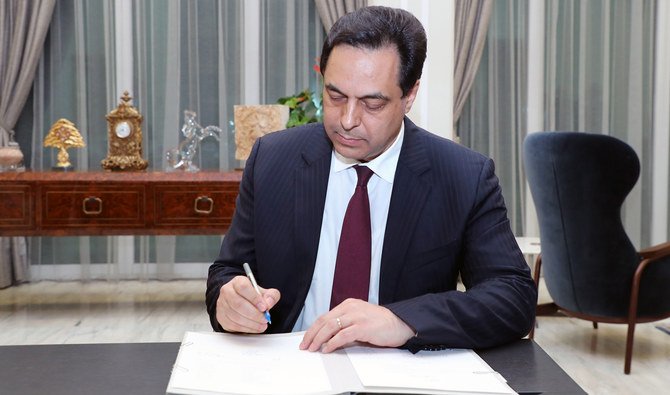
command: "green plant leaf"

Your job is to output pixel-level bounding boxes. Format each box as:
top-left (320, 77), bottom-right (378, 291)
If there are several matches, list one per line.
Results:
top-left (277, 88), bottom-right (323, 127)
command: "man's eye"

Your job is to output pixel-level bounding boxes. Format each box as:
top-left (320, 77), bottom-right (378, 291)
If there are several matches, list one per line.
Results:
top-left (329, 94), bottom-right (346, 103)
top-left (363, 101), bottom-right (385, 111)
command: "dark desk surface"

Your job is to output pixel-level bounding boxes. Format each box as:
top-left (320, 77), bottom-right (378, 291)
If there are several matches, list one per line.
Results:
top-left (0, 339), bottom-right (584, 395)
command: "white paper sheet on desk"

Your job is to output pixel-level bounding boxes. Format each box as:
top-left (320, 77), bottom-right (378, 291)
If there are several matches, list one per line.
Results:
top-left (167, 331), bottom-right (516, 395)
top-left (168, 331), bottom-right (332, 395)
top-left (345, 346), bottom-right (515, 394)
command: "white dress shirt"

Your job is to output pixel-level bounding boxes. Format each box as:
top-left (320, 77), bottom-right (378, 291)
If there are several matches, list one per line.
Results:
top-left (292, 125), bottom-right (404, 331)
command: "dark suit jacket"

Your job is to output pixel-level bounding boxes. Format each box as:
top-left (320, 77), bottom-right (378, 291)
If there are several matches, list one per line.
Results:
top-left (206, 118), bottom-right (537, 351)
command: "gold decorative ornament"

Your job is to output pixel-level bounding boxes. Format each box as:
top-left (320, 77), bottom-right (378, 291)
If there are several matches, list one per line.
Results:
top-left (101, 91), bottom-right (148, 171)
top-left (44, 118), bottom-right (86, 171)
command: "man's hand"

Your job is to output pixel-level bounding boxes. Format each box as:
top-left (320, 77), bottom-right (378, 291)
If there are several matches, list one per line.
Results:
top-left (216, 276), bottom-right (280, 333)
top-left (299, 298), bottom-right (415, 353)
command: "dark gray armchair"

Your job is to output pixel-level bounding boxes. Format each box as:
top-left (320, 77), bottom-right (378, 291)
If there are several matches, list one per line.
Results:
top-left (523, 131), bottom-right (670, 374)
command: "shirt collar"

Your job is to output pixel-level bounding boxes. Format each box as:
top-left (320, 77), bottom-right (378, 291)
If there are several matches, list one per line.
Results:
top-left (332, 122), bottom-right (404, 184)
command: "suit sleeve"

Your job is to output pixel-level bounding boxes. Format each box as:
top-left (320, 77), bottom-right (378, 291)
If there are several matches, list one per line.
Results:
top-left (385, 158), bottom-right (537, 351)
top-left (205, 139), bottom-right (261, 331)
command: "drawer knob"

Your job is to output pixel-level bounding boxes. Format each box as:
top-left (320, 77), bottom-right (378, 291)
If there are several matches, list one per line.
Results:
top-left (194, 195), bottom-right (214, 214)
top-left (82, 196), bottom-right (103, 215)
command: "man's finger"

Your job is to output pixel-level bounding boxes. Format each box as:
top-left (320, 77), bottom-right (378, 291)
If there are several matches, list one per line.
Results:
top-left (217, 295), bottom-right (268, 333)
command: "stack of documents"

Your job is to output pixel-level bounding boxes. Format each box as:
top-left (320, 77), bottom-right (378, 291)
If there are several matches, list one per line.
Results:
top-left (167, 331), bottom-right (516, 395)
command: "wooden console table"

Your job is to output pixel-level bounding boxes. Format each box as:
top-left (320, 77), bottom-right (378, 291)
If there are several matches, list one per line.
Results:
top-left (0, 171), bottom-right (242, 236)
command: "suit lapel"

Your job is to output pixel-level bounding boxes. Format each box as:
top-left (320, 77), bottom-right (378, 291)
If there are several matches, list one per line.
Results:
top-left (292, 128), bottom-right (332, 300)
top-left (379, 118), bottom-right (432, 303)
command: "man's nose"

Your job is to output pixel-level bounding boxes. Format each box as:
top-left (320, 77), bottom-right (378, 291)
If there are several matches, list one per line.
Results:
top-left (340, 101), bottom-right (361, 131)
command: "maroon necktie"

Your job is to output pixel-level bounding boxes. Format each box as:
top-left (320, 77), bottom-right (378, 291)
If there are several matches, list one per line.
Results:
top-left (330, 165), bottom-right (374, 309)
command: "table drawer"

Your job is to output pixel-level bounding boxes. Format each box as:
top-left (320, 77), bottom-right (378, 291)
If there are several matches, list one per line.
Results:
top-left (0, 185), bottom-right (34, 229)
top-left (41, 185), bottom-right (145, 228)
top-left (153, 184), bottom-right (237, 227)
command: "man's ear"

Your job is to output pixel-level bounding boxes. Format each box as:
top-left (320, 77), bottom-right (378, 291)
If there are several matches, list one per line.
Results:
top-left (403, 80), bottom-right (420, 113)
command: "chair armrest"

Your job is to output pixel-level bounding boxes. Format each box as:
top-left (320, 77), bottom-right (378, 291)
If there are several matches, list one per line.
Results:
top-left (638, 241), bottom-right (670, 261)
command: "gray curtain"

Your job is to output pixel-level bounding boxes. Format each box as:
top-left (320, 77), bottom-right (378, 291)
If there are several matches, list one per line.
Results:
top-left (0, 0), bottom-right (55, 288)
top-left (458, 0), bottom-right (665, 247)
top-left (458, 0), bottom-right (528, 235)
top-left (453, 0), bottom-right (493, 128)
top-left (543, 0), bottom-right (657, 247)
top-left (314, 0), bottom-right (366, 32)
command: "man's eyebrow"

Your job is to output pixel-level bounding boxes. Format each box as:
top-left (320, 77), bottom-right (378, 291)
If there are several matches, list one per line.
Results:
top-left (325, 83), bottom-right (390, 102)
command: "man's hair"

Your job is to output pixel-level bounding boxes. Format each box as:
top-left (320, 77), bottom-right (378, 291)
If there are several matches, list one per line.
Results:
top-left (319, 6), bottom-right (427, 97)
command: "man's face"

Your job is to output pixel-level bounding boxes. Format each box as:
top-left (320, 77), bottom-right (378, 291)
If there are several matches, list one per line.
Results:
top-left (321, 44), bottom-right (419, 162)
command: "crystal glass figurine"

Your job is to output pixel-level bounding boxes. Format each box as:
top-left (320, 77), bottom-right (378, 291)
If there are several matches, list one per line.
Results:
top-left (165, 110), bottom-right (222, 172)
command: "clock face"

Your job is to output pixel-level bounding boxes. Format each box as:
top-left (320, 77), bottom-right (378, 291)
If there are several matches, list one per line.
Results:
top-left (115, 121), bottom-right (132, 138)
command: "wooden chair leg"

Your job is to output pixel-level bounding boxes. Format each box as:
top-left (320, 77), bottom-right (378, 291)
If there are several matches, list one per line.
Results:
top-left (624, 321), bottom-right (636, 374)
top-left (624, 257), bottom-right (649, 374)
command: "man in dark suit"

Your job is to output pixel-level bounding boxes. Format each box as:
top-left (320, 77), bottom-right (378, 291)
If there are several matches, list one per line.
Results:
top-left (207, 6), bottom-right (537, 353)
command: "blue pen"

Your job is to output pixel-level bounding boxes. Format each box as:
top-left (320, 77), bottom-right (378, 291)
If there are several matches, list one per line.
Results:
top-left (242, 262), bottom-right (272, 324)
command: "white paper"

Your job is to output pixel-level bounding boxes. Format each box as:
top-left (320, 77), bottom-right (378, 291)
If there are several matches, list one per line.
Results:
top-left (345, 346), bottom-right (516, 394)
top-left (167, 331), bottom-right (516, 395)
top-left (168, 331), bottom-right (332, 395)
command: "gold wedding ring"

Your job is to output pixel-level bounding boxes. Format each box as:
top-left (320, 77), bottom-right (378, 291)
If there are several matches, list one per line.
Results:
top-left (336, 317), bottom-right (343, 330)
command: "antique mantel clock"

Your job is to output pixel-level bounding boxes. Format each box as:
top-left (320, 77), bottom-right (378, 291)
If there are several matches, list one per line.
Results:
top-left (101, 91), bottom-right (148, 171)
